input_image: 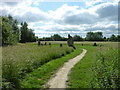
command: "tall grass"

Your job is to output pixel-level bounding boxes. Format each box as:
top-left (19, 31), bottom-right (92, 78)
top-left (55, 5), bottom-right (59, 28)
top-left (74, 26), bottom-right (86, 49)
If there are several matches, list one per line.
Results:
top-left (2, 43), bottom-right (73, 88)
top-left (91, 43), bottom-right (119, 88)
top-left (68, 42), bottom-right (119, 88)
top-left (21, 44), bottom-right (82, 88)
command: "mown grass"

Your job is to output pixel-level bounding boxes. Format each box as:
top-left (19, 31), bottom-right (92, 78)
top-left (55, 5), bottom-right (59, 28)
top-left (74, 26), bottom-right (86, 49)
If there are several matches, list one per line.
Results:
top-left (67, 45), bottom-right (97, 88)
top-left (68, 42), bottom-right (119, 88)
top-left (20, 44), bottom-right (82, 88)
top-left (2, 43), bottom-right (73, 89)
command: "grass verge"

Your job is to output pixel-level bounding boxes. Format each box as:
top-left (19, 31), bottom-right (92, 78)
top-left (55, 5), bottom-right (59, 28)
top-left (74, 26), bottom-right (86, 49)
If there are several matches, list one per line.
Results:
top-left (20, 44), bottom-right (82, 88)
top-left (67, 45), bottom-right (97, 88)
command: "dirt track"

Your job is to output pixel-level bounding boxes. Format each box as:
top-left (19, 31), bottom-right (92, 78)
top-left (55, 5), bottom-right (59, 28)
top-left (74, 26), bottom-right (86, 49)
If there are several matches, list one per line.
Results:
top-left (45, 49), bottom-right (87, 88)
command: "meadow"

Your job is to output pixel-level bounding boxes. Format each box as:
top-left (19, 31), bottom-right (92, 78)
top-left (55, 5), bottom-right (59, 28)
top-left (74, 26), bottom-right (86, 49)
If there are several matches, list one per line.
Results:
top-left (68, 42), bottom-right (119, 88)
top-left (2, 43), bottom-right (73, 88)
top-left (2, 41), bottom-right (119, 89)
top-left (20, 44), bottom-right (82, 88)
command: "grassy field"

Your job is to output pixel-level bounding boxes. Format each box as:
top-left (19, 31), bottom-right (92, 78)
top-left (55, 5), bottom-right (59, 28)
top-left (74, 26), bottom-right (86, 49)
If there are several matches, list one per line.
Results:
top-left (2, 41), bottom-right (119, 89)
top-left (20, 44), bottom-right (82, 88)
top-left (67, 45), bottom-right (97, 88)
top-left (2, 43), bottom-right (73, 88)
top-left (68, 42), bottom-right (119, 88)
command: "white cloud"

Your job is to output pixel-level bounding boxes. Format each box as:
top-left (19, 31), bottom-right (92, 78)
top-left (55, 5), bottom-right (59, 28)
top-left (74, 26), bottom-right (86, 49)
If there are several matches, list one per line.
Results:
top-left (48, 4), bottom-right (80, 20)
top-left (48, 4), bottom-right (98, 25)
top-left (48, 2), bottom-right (118, 25)
top-left (0, 2), bottom-right (49, 23)
top-left (0, 0), bottom-right (118, 37)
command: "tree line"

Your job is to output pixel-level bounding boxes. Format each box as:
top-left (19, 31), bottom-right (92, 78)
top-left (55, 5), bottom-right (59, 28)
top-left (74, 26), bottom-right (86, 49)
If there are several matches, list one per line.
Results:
top-left (1, 15), bottom-right (37, 45)
top-left (39, 33), bottom-right (120, 42)
top-left (1, 15), bottom-right (120, 46)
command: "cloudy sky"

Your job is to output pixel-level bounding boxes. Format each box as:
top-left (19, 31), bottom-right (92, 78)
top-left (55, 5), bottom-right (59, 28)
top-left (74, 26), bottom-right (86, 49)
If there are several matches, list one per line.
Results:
top-left (0, 0), bottom-right (119, 38)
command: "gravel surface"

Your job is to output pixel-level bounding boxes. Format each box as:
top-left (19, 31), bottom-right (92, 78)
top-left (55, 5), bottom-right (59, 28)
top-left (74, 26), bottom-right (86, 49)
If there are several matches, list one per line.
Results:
top-left (45, 49), bottom-right (87, 88)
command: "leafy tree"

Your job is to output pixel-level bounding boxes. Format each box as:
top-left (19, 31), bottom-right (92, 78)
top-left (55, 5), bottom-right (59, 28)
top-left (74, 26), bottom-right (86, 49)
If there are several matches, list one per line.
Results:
top-left (1, 16), bottom-right (18, 45)
top-left (8, 15), bottom-right (19, 41)
top-left (51, 34), bottom-right (62, 41)
top-left (27, 29), bottom-right (36, 42)
top-left (1, 15), bottom-right (36, 45)
top-left (94, 32), bottom-right (103, 41)
top-left (86, 32), bottom-right (94, 41)
top-left (2, 17), bottom-right (12, 45)
top-left (43, 37), bottom-right (52, 41)
top-left (109, 34), bottom-right (117, 41)
top-left (62, 37), bottom-right (67, 41)
top-left (20, 22), bottom-right (28, 43)
top-left (20, 22), bottom-right (36, 42)
top-left (117, 35), bottom-right (120, 42)
top-left (86, 32), bottom-right (103, 41)
top-left (73, 35), bottom-right (83, 41)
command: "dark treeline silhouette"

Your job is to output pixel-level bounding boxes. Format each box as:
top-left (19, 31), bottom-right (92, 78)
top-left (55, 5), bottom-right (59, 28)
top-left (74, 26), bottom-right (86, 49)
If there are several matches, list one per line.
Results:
top-left (39, 34), bottom-right (83, 41)
top-left (106, 34), bottom-right (120, 42)
top-left (1, 15), bottom-right (37, 45)
top-left (39, 34), bottom-right (68, 41)
top-left (86, 32), bottom-right (120, 41)
top-left (38, 33), bottom-right (120, 42)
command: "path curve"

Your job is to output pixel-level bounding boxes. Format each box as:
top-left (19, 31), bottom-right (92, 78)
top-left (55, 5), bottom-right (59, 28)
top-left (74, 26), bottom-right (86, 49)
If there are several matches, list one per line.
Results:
top-left (45, 49), bottom-right (87, 88)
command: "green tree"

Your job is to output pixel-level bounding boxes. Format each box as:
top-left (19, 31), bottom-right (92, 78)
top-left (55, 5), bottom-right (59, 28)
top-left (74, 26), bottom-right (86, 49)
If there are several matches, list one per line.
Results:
top-left (43, 37), bottom-right (52, 41)
top-left (117, 35), bottom-right (120, 42)
top-left (94, 32), bottom-right (103, 41)
top-left (20, 22), bottom-right (28, 43)
top-left (2, 17), bottom-right (12, 45)
top-left (27, 29), bottom-right (36, 42)
top-left (109, 34), bottom-right (117, 41)
top-left (86, 32), bottom-right (94, 41)
top-left (1, 15), bottom-right (36, 45)
top-left (86, 32), bottom-right (103, 41)
top-left (73, 35), bottom-right (83, 41)
top-left (62, 37), bottom-right (67, 41)
top-left (1, 16), bottom-right (18, 45)
top-left (8, 15), bottom-right (19, 41)
top-left (51, 34), bottom-right (62, 41)
top-left (20, 22), bottom-right (36, 42)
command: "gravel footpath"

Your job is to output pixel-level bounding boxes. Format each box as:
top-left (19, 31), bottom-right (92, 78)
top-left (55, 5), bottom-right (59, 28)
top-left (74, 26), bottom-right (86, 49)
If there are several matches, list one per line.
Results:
top-left (45, 49), bottom-right (87, 88)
